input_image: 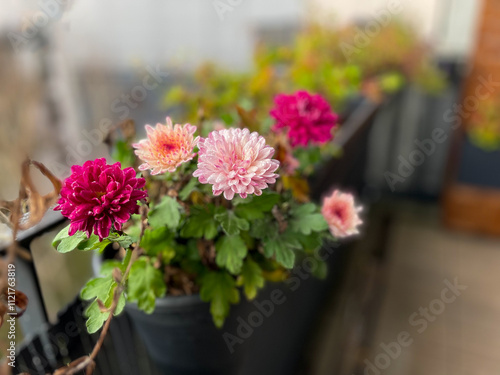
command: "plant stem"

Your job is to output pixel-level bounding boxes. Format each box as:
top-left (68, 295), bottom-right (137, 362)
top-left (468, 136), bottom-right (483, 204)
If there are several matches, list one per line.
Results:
top-left (54, 205), bottom-right (148, 375)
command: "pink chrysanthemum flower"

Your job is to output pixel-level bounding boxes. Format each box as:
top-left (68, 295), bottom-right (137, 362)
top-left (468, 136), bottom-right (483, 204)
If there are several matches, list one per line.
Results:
top-left (321, 190), bottom-right (363, 238)
top-left (133, 117), bottom-right (199, 174)
top-left (193, 128), bottom-right (280, 200)
top-left (54, 158), bottom-right (147, 240)
top-left (270, 90), bottom-right (339, 147)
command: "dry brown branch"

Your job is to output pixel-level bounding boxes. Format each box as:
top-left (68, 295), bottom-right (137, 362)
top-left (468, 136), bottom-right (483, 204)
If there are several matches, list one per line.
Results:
top-left (0, 159), bottom-right (61, 371)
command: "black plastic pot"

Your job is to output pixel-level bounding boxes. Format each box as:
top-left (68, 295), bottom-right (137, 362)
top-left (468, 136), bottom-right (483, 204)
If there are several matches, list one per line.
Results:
top-left (126, 295), bottom-right (247, 375)
top-left (457, 136), bottom-right (500, 188)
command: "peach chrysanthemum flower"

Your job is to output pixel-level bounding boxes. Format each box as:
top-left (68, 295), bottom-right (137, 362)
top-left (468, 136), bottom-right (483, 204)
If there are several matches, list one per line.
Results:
top-left (193, 128), bottom-right (280, 200)
top-left (321, 190), bottom-right (363, 238)
top-left (133, 117), bottom-right (199, 174)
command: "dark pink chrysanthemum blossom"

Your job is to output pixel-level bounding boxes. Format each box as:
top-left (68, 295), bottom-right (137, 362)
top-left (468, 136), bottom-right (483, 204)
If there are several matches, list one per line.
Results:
top-left (270, 90), bottom-right (338, 147)
top-left (193, 128), bottom-right (280, 200)
top-left (54, 158), bottom-right (147, 240)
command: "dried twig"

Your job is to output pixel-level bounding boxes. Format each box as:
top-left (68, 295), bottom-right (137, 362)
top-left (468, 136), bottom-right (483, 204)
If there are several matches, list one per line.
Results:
top-left (0, 160), bottom-right (61, 372)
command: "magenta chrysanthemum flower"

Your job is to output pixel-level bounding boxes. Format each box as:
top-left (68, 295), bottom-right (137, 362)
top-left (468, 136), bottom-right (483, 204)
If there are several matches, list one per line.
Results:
top-left (132, 117), bottom-right (199, 175)
top-left (54, 158), bottom-right (147, 240)
top-left (193, 128), bottom-right (280, 200)
top-left (321, 190), bottom-right (362, 238)
top-left (270, 90), bottom-right (338, 147)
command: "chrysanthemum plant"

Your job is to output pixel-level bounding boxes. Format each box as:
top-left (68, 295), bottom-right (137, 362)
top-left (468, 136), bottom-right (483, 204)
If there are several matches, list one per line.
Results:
top-left (52, 116), bottom-right (362, 333)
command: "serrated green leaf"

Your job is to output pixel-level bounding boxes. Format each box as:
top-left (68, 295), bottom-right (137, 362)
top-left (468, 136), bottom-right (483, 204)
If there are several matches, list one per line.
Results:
top-left (127, 258), bottom-right (167, 314)
top-left (233, 191), bottom-right (281, 220)
top-left (200, 271), bottom-right (240, 328)
top-left (85, 300), bottom-right (110, 334)
top-left (234, 205), bottom-right (264, 220)
top-left (250, 218), bottom-right (277, 240)
top-left (80, 277), bottom-right (114, 301)
top-left (220, 113), bottom-right (234, 125)
top-left (75, 234), bottom-right (100, 251)
top-left (109, 234), bottom-right (136, 249)
top-left (81, 275), bottom-right (117, 333)
top-left (100, 260), bottom-right (124, 277)
top-left (214, 211), bottom-right (249, 235)
top-left (311, 258), bottom-right (328, 279)
top-left (181, 205), bottom-right (219, 240)
top-left (290, 203), bottom-right (329, 235)
top-left (215, 235), bottom-right (247, 274)
top-left (140, 227), bottom-right (176, 261)
top-left (237, 257), bottom-right (264, 300)
top-left (148, 196), bottom-right (182, 230)
top-left (56, 231), bottom-right (88, 253)
top-left (262, 231), bottom-right (301, 269)
top-left (263, 238), bottom-right (295, 268)
top-left (186, 239), bottom-right (201, 261)
top-left (52, 224), bottom-right (71, 248)
top-left (112, 140), bottom-right (135, 168)
top-left (296, 232), bottom-right (322, 252)
top-left (88, 239), bottom-right (112, 253)
top-left (179, 178), bottom-right (199, 201)
top-left (81, 254), bottom-right (130, 334)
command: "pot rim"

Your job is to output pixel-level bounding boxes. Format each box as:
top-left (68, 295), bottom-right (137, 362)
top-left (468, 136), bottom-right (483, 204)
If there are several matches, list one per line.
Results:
top-left (126, 293), bottom-right (205, 311)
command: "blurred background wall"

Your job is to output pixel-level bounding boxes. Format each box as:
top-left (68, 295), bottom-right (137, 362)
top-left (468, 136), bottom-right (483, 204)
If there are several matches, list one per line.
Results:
top-left (313, 0), bottom-right (480, 60)
top-left (0, 0), bottom-right (484, 196)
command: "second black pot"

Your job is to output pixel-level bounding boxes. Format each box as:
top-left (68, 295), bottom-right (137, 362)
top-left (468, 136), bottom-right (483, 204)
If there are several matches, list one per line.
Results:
top-left (126, 294), bottom-right (247, 375)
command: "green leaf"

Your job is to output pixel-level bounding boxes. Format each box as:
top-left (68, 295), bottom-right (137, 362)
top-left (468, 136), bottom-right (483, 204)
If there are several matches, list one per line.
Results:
top-left (148, 196), bottom-right (182, 230)
top-left (127, 258), bottom-right (167, 314)
top-left (55, 231), bottom-right (89, 253)
top-left (76, 234), bottom-right (100, 251)
top-left (237, 257), bottom-right (264, 300)
top-left (126, 215), bottom-right (142, 238)
top-left (116, 293), bottom-right (126, 315)
top-left (81, 277), bottom-right (114, 301)
top-left (250, 218), bottom-right (277, 240)
top-left (220, 113), bottom-right (234, 125)
top-left (81, 251), bottom-right (132, 334)
top-left (52, 224), bottom-right (71, 248)
top-left (179, 178), bottom-right (199, 201)
top-left (181, 205), bottom-right (220, 240)
top-left (109, 234), bottom-right (136, 249)
top-left (81, 275), bottom-right (119, 334)
top-left (234, 192), bottom-right (280, 220)
top-left (87, 239), bottom-right (112, 253)
top-left (100, 260), bottom-right (124, 277)
top-left (215, 235), bottom-right (247, 274)
top-left (290, 203), bottom-right (329, 235)
top-left (311, 258), bottom-right (328, 279)
top-left (296, 232), bottom-right (322, 252)
top-left (140, 227), bottom-right (176, 261)
top-left (262, 231), bottom-right (301, 269)
top-left (200, 271), bottom-right (240, 328)
top-left (112, 140), bottom-right (135, 168)
top-left (214, 211), bottom-right (249, 235)
top-left (85, 300), bottom-right (109, 334)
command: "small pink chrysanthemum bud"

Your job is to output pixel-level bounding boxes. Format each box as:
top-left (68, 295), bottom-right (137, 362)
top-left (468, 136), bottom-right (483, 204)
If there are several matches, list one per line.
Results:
top-left (321, 190), bottom-right (363, 238)
top-left (193, 128), bottom-right (280, 200)
top-left (133, 117), bottom-right (200, 175)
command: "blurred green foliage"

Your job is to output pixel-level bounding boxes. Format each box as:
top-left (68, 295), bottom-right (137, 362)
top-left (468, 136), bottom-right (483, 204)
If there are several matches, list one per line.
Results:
top-left (163, 20), bottom-right (446, 126)
top-left (468, 96), bottom-right (500, 151)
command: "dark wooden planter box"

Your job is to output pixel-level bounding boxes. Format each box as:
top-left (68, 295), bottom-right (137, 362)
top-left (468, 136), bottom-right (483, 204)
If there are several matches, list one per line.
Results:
top-left (444, 135), bottom-right (500, 236)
